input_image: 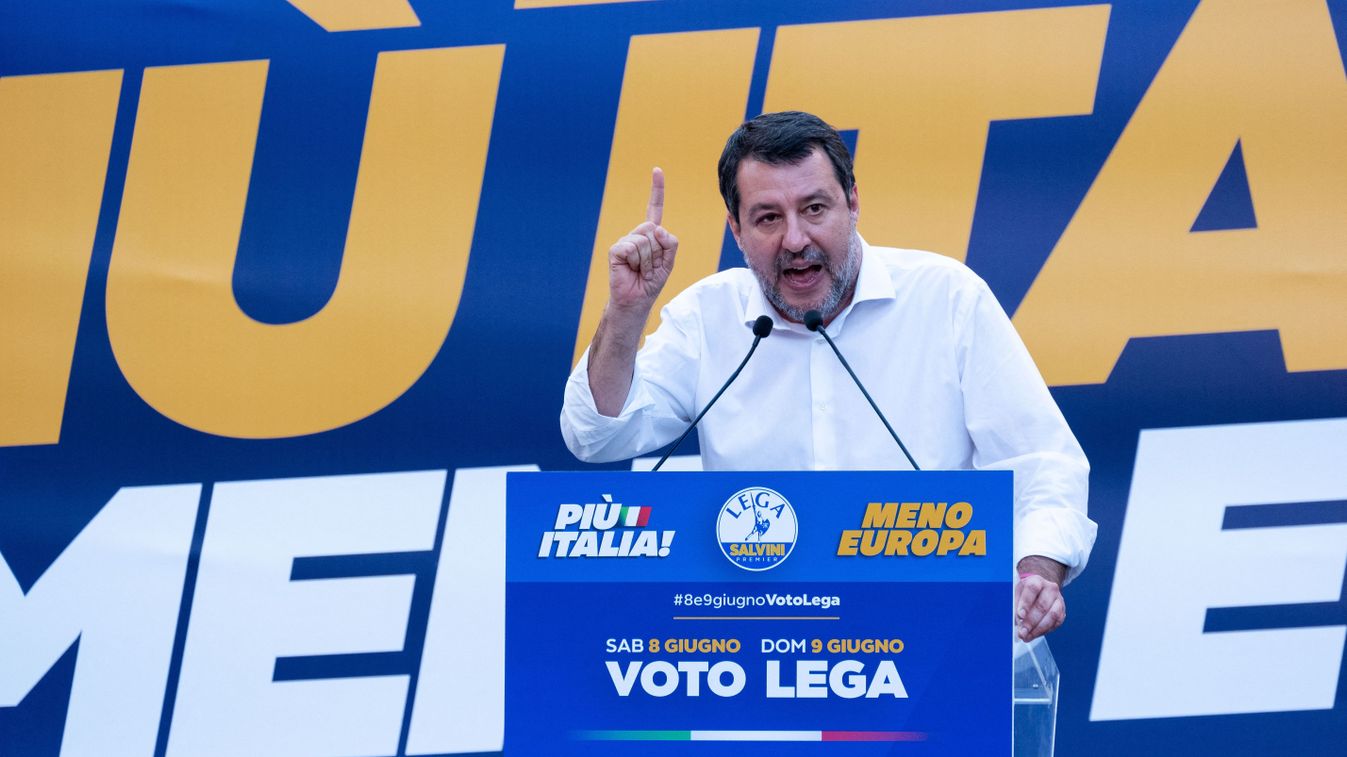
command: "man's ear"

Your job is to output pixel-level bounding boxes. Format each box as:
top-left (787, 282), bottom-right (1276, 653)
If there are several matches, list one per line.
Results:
top-left (848, 184), bottom-right (860, 223)
top-left (727, 212), bottom-right (742, 249)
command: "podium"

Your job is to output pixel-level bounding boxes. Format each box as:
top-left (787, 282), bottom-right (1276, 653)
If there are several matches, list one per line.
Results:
top-left (505, 470), bottom-right (1023, 755)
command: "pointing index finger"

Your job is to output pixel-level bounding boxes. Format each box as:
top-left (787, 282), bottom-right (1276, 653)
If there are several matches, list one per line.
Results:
top-left (646, 166), bottom-right (664, 226)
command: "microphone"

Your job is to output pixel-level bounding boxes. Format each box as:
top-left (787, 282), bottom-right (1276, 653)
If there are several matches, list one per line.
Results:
top-left (652, 315), bottom-right (774, 471)
top-left (804, 310), bottom-right (921, 471)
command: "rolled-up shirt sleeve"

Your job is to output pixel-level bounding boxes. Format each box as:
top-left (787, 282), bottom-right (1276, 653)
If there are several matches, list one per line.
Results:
top-left (560, 300), bottom-right (702, 463)
top-left (959, 279), bottom-right (1097, 584)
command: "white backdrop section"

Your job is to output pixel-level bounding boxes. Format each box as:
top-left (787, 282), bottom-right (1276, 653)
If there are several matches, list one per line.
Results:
top-left (1092, 418), bottom-right (1347, 720)
top-left (168, 471), bottom-right (446, 756)
top-left (406, 465), bottom-right (535, 756)
top-left (0, 485), bottom-right (202, 756)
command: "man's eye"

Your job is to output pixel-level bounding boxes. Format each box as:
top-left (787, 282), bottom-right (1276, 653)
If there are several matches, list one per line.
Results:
top-left (756, 214), bottom-right (779, 225)
top-left (805, 204), bottom-right (824, 215)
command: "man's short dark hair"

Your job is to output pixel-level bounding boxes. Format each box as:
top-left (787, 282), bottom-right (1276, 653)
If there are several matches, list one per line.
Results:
top-left (717, 111), bottom-right (855, 222)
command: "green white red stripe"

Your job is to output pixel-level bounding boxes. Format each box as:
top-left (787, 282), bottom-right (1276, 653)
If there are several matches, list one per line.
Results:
top-left (574, 729), bottom-right (926, 742)
top-left (619, 505), bottom-right (650, 526)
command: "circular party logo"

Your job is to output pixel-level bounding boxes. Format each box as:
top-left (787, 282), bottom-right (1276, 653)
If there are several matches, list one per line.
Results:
top-left (716, 486), bottom-right (798, 571)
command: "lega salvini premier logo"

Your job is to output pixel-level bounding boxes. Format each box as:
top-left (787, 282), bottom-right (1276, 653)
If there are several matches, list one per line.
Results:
top-left (717, 487), bottom-right (799, 571)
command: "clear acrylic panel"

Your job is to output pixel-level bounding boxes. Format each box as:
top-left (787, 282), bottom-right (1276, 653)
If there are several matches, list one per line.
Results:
top-left (1013, 635), bottom-right (1060, 757)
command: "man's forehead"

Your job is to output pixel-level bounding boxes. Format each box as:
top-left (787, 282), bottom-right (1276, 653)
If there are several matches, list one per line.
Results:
top-left (736, 149), bottom-right (845, 202)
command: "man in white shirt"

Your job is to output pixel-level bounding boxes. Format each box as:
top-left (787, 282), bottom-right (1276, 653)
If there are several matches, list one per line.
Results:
top-left (561, 111), bottom-right (1095, 641)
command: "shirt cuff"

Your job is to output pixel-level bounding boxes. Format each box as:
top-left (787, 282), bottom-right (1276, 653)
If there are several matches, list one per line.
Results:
top-left (560, 352), bottom-right (658, 461)
top-left (1014, 505), bottom-right (1098, 586)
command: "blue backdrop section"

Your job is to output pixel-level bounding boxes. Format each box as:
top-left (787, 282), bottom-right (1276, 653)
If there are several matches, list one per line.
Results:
top-left (2, 1), bottom-right (1347, 755)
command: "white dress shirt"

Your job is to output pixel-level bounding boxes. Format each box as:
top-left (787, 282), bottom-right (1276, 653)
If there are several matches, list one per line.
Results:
top-left (561, 242), bottom-right (1097, 581)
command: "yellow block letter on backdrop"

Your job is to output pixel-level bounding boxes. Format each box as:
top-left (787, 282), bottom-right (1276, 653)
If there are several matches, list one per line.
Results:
top-left (0, 70), bottom-right (122, 447)
top-left (572, 28), bottom-right (760, 366)
top-left (765, 5), bottom-right (1111, 260)
top-left (107, 46), bottom-right (504, 438)
top-left (1015, 0), bottom-right (1347, 385)
top-left (284, 0), bottom-right (420, 32)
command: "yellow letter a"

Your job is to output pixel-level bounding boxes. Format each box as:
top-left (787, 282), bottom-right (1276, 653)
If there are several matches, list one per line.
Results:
top-left (1014, 0), bottom-right (1347, 385)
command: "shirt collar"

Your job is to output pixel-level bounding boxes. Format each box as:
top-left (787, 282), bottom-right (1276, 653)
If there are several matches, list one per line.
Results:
top-left (850, 236), bottom-right (894, 308)
top-left (741, 236), bottom-right (891, 335)
top-left (743, 273), bottom-right (779, 329)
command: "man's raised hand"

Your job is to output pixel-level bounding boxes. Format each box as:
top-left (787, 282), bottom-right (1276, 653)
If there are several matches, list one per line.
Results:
top-left (608, 167), bottom-right (679, 312)
top-left (587, 167), bottom-right (680, 415)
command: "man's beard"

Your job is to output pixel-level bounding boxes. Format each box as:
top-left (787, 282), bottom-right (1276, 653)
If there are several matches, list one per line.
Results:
top-left (747, 231), bottom-right (862, 323)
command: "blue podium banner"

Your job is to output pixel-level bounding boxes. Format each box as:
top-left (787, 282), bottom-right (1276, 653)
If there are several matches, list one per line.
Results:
top-left (506, 471), bottom-right (1013, 755)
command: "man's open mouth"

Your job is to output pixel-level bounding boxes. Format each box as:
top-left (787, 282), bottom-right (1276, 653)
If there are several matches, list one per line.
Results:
top-left (782, 263), bottom-right (824, 289)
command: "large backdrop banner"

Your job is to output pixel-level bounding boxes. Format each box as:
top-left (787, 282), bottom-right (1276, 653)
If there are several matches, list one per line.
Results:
top-left (2, 1), bottom-right (1346, 755)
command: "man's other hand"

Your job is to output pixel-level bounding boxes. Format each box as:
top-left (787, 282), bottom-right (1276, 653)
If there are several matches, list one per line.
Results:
top-left (1015, 555), bottom-right (1068, 642)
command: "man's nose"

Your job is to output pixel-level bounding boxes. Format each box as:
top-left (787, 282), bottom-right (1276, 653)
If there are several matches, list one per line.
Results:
top-left (782, 214), bottom-right (809, 253)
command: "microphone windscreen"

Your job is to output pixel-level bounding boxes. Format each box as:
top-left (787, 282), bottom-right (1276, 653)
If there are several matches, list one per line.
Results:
top-left (803, 310), bottom-right (824, 331)
top-left (752, 315), bottom-right (774, 338)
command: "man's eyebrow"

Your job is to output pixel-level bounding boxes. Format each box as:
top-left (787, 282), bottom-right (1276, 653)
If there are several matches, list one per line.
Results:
top-left (745, 189), bottom-right (835, 216)
top-left (745, 200), bottom-right (782, 216)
